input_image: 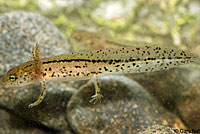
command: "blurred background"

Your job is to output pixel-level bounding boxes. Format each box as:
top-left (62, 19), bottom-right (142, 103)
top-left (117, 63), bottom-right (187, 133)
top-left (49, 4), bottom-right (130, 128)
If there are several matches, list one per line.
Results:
top-left (1, 0), bottom-right (200, 52)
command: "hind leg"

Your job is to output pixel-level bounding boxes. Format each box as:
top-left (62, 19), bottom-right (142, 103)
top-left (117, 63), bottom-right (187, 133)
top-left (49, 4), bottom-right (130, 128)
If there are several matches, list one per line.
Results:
top-left (90, 75), bottom-right (103, 104)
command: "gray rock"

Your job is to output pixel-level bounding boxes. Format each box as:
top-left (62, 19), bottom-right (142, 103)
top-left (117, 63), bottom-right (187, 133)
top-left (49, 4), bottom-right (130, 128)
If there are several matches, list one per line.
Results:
top-left (138, 125), bottom-right (191, 134)
top-left (175, 65), bottom-right (200, 129)
top-left (0, 11), bottom-right (72, 76)
top-left (0, 11), bottom-right (74, 134)
top-left (67, 75), bottom-right (186, 134)
top-left (0, 81), bottom-right (75, 134)
top-left (129, 68), bottom-right (189, 109)
top-left (0, 109), bottom-right (46, 134)
top-left (129, 64), bottom-right (200, 130)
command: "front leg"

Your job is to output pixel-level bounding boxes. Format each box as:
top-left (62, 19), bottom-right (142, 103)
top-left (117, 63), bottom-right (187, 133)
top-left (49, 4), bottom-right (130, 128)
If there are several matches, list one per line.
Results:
top-left (28, 81), bottom-right (47, 108)
top-left (89, 75), bottom-right (103, 104)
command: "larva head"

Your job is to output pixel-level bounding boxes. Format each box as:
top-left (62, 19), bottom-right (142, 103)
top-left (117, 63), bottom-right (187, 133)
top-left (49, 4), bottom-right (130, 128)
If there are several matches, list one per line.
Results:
top-left (2, 62), bottom-right (38, 87)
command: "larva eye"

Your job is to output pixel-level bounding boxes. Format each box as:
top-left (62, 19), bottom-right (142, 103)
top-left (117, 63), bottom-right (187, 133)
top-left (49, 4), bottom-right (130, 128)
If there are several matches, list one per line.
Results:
top-left (9, 75), bottom-right (17, 82)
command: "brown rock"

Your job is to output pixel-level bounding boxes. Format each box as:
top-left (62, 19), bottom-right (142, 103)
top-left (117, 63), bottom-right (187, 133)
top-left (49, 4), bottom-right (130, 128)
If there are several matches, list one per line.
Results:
top-left (67, 75), bottom-right (186, 134)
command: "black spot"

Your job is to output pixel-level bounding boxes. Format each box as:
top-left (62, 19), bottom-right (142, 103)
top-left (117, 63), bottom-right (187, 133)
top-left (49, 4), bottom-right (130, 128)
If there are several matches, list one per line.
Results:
top-left (156, 47), bottom-right (161, 50)
top-left (108, 60), bottom-right (113, 65)
top-left (75, 66), bottom-right (81, 68)
top-left (104, 67), bottom-right (109, 71)
top-left (51, 72), bottom-right (55, 77)
top-left (49, 67), bottom-right (52, 71)
top-left (168, 57), bottom-right (172, 59)
top-left (91, 72), bottom-right (96, 74)
top-left (145, 46), bottom-right (150, 49)
top-left (176, 57), bottom-right (182, 59)
top-left (133, 63), bottom-right (136, 66)
top-left (125, 60), bottom-right (129, 63)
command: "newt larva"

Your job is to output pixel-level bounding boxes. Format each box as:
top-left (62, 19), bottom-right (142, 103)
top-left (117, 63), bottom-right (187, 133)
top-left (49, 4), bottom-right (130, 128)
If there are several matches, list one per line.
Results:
top-left (2, 43), bottom-right (197, 108)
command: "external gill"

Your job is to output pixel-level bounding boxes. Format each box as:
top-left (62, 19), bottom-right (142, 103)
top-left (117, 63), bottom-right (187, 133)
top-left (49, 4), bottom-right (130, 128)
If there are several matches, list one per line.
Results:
top-left (28, 43), bottom-right (47, 108)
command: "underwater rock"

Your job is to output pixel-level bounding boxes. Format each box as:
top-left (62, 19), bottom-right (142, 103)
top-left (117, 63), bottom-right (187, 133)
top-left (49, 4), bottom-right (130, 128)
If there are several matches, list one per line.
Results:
top-left (67, 75), bottom-right (186, 134)
top-left (138, 125), bottom-right (191, 134)
top-left (0, 11), bottom-right (74, 133)
top-left (129, 68), bottom-right (190, 109)
top-left (175, 65), bottom-right (200, 129)
top-left (129, 64), bottom-right (200, 130)
top-left (0, 11), bottom-right (72, 76)
top-left (0, 82), bottom-right (75, 133)
top-left (0, 109), bottom-right (45, 134)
